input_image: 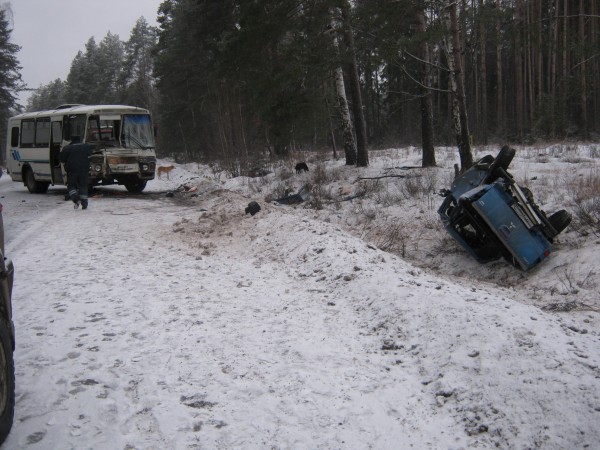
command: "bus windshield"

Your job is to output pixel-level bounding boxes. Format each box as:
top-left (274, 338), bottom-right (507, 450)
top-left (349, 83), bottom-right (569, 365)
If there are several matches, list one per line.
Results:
top-left (122, 114), bottom-right (155, 149)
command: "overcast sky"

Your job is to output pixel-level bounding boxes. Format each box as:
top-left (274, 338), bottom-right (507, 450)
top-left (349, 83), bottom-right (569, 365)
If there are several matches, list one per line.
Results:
top-left (7, 0), bottom-right (162, 106)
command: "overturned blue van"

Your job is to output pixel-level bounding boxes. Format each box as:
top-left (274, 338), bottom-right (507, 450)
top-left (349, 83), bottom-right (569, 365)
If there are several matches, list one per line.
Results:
top-left (438, 146), bottom-right (571, 271)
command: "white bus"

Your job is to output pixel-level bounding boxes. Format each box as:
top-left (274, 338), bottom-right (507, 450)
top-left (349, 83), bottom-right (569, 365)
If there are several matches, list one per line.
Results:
top-left (5, 104), bottom-right (157, 193)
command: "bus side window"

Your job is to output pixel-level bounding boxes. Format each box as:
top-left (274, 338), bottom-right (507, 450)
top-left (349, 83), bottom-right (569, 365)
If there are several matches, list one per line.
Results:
top-left (35, 118), bottom-right (51, 147)
top-left (20, 120), bottom-right (35, 148)
top-left (10, 127), bottom-right (19, 147)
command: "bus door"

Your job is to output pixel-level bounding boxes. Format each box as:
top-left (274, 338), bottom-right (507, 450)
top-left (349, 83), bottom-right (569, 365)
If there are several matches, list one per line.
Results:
top-left (50, 120), bottom-right (64, 184)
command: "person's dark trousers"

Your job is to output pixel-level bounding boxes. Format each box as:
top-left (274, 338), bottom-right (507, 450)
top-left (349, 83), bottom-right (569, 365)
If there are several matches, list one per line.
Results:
top-left (68, 172), bottom-right (90, 209)
top-left (64, 172), bottom-right (71, 201)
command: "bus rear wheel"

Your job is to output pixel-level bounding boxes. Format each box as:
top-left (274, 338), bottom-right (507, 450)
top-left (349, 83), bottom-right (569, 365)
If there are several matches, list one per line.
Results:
top-left (24, 168), bottom-right (49, 194)
top-left (124, 180), bottom-right (147, 193)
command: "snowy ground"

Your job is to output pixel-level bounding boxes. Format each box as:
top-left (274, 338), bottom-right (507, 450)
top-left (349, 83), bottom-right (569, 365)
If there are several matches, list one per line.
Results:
top-left (0, 144), bottom-right (599, 449)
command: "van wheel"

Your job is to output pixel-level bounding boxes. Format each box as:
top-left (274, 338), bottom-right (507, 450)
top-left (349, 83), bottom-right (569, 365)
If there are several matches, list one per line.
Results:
top-left (548, 209), bottom-right (572, 235)
top-left (0, 319), bottom-right (15, 445)
top-left (484, 146), bottom-right (516, 184)
top-left (124, 180), bottom-right (147, 193)
top-left (24, 168), bottom-right (49, 194)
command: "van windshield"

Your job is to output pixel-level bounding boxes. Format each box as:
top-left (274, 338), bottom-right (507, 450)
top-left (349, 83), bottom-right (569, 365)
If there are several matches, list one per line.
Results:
top-left (122, 114), bottom-right (155, 149)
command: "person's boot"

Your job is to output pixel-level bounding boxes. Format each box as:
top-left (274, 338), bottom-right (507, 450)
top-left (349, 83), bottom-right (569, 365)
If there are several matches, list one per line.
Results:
top-left (81, 199), bottom-right (88, 210)
top-left (70, 191), bottom-right (80, 209)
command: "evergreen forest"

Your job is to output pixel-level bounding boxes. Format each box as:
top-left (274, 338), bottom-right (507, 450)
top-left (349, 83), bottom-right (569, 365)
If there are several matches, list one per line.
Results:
top-left (3, 1), bottom-right (600, 168)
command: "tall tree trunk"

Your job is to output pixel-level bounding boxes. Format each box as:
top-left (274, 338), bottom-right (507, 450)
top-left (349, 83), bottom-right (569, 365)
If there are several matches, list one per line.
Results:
top-left (561, 0), bottom-right (568, 132)
top-left (363, 60), bottom-right (373, 143)
top-left (550, 0), bottom-right (559, 137)
top-left (446, 2), bottom-right (473, 172)
top-left (324, 95), bottom-right (338, 160)
top-left (238, 100), bottom-right (248, 157)
top-left (330, 13), bottom-right (356, 166)
top-left (416, 7), bottom-right (436, 167)
top-left (341, 0), bottom-right (368, 167)
top-left (478, 0), bottom-right (488, 144)
top-left (526, 1), bottom-right (534, 124)
top-left (335, 67), bottom-right (357, 166)
top-left (514, 0), bottom-right (524, 141)
top-left (592, 0), bottom-right (599, 130)
top-left (537, 0), bottom-right (543, 110)
top-left (495, 0), bottom-right (504, 135)
top-left (579, 0), bottom-right (588, 138)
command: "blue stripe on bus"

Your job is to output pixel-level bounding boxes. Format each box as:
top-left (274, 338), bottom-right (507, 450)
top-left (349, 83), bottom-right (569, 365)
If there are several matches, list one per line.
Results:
top-left (10, 150), bottom-right (51, 164)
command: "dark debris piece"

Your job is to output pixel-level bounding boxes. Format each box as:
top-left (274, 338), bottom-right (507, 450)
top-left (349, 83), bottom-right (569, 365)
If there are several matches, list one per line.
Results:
top-left (245, 201), bottom-right (261, 216)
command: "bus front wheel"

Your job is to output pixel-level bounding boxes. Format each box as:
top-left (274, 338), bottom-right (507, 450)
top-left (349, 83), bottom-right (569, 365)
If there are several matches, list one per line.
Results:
top-left (24, 168), bottom-right (49, 194)
top-left (124, 180), bottom-right (147, 193)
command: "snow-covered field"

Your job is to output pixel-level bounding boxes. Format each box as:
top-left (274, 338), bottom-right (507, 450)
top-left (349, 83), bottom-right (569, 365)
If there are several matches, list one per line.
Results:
top-left (1, 144), bottom-right (598, 449)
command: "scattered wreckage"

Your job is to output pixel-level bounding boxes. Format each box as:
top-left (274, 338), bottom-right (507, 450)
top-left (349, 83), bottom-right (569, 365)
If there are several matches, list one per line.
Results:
top-left (274, 186), bottom-right (309, 205)
top-left (438, 146), bottom-right (571, 271)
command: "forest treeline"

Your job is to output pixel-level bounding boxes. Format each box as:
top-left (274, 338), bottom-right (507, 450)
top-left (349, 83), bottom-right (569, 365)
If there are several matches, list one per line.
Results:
top-left (6, 0), bottom-right (600, 167)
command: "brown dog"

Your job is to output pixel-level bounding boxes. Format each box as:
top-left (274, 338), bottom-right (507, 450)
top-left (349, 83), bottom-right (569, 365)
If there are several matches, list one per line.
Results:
top-left (157, 165), bottom-right (175, 180)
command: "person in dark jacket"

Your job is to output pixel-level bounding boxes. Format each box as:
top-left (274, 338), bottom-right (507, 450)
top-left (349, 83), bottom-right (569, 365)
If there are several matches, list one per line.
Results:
top-left (59, 136), bottom-right (93, 209)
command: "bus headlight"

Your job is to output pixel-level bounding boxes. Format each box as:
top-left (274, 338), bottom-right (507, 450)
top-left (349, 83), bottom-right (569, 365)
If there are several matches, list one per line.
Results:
top-left (94, 164), bottom-right (102, 172)
top-left (141, 164), bottom-right (149, 171)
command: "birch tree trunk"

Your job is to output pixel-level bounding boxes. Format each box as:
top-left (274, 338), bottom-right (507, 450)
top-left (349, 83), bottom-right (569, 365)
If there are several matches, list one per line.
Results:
top-left (324, 95), bottom-right (338, 160)
top-left (445, 2), bottom-right (473, 172)
top-left (330, 12), bottom-right (357, 166)
top-left (341, 0), bottom-right (368, 167)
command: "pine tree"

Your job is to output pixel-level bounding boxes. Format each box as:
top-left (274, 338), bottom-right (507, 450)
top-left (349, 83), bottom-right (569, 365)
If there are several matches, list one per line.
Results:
top-left (66, 38), bottom-right (98, 103)
top-left (154, 0), bottom-right (238, 160)
top-left (26, 79), bottom-right (67, 111)
top-left (0, 7), bottom-right (23, 143)
top-left (65, 34), bottom-right (124, 104)
top-left (95, 32), bottom-right (124, 103)
top-left (120, 17), bottom-right (157, 108)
